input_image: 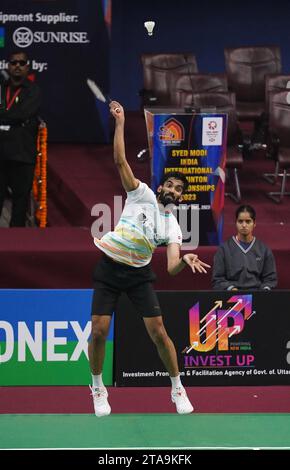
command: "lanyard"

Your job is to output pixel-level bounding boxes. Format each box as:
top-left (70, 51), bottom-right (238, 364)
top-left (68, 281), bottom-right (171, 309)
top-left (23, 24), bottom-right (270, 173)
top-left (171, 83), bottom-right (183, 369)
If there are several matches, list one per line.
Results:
top-left (6, 86), bottom-right (21, 111)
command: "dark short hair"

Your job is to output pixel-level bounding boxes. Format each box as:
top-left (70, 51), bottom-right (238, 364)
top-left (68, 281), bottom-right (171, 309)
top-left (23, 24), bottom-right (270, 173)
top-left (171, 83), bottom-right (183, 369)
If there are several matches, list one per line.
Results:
top-left (235, 204), bottom-right (256, 221)
top-left (159, 171), bottom-right (189, 193)
top-left (9, 50), bottom-right (29, 62)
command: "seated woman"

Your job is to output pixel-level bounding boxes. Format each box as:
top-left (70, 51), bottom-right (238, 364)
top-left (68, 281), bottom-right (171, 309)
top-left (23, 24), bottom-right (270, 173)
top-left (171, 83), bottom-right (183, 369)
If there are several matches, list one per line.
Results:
top-left (212, 205), bottom-right (277, 291)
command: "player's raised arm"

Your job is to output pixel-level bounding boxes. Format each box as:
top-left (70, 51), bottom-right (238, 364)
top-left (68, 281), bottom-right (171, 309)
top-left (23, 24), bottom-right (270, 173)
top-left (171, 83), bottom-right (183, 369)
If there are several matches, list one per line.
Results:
top-left (110, 101), bottom-right (139, 192)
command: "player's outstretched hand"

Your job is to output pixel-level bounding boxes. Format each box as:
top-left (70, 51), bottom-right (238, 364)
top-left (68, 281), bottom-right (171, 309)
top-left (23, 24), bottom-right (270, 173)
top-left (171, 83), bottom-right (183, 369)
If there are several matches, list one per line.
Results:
top-left (183, 253), bottom-right (211, 274)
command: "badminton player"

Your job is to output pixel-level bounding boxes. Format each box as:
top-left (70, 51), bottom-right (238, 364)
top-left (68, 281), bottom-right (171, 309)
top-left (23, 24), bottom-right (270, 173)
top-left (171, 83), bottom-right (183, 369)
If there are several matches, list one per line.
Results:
top-left (89, 101), bottom-right (210, 417)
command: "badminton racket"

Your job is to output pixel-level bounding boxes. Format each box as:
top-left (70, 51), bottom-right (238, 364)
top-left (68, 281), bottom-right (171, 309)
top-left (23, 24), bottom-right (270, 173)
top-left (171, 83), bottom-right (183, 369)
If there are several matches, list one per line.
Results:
top-left (86, 78), bottom-right (120, 112)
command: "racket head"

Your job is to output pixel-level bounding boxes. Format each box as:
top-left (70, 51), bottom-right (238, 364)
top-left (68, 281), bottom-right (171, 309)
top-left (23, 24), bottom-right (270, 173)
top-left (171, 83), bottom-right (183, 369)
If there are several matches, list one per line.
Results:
top-left (86, 78), bottom-right (107, 103)
top-left (87, 78), bottom-right (121, 113)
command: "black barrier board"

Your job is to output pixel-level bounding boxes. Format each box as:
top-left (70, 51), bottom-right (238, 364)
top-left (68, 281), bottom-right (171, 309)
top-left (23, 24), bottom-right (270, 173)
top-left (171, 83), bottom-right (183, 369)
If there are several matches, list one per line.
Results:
top-left (114, 291), bottom-right (290, 386)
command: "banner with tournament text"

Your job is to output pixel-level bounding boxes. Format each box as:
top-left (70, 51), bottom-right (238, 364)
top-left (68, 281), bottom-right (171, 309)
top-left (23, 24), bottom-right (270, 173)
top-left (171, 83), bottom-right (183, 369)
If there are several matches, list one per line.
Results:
top-left (145, 110), bottom-right (227, 246)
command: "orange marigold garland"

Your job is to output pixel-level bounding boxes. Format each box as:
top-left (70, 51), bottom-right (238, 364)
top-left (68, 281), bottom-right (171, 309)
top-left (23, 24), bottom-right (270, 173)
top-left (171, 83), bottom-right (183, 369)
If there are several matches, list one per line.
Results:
top-left (33, 122), bottom-right (47, 228)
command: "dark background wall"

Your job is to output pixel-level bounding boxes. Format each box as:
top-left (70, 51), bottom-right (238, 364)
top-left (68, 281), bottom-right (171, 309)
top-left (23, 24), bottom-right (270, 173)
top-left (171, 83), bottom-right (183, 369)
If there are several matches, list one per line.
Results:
top-left (0, 0), bottom-right (110, 142)
top-left (110, 0), bottom-right (290, 110)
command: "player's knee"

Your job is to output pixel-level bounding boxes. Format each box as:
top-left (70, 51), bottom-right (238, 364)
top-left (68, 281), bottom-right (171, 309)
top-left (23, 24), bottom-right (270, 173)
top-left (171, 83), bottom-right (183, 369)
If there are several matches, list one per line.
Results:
top-left (150, 326), bottom-right (168, 346)
top-left (91, 327), bottom-right (107, 342)
top-left (91, 319), bottom-right (109, 342)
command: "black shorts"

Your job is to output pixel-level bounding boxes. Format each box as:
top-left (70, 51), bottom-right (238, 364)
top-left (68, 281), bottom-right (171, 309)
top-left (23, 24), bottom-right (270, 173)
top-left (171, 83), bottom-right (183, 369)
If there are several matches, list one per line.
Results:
top-left (91, 255), bottom-right (162, 318)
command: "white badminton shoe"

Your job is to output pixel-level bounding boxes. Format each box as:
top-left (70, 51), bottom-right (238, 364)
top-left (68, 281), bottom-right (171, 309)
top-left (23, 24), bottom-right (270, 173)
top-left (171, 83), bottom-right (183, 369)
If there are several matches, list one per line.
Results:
top-left (171, 386), bottom-right (194, 414)
top-left (89, 385), bottom-right (111, 417)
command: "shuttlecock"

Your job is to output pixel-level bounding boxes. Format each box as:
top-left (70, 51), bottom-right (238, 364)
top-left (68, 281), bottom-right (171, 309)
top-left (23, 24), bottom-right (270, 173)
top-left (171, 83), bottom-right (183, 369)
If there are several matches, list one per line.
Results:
top-left (144, 21), bottom-right (155, 36)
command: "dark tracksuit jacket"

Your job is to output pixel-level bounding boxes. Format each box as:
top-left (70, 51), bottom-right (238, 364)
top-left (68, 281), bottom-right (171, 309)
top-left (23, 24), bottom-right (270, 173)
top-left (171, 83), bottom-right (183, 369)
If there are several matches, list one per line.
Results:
top-left (212, 236), bottom-right (278, 290)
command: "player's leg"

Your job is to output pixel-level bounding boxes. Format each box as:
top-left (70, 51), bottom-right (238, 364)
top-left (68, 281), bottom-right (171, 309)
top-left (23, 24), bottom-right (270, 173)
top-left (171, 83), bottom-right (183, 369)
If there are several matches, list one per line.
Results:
top-left (89, 314), bottom-right (112, 375)
top-left (143, 315), bottom-right (194, 414)
top-left (128, 282), bottom-right (194, 414)
top-left (89, 282), bottom-right (118, 417)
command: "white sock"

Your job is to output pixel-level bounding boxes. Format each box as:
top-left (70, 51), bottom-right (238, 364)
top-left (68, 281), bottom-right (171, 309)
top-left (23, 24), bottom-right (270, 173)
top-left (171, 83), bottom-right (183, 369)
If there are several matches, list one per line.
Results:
top-left (92, 374), bottom-right (104, 388)
top-left (170, 375), bottom-right (182, 389)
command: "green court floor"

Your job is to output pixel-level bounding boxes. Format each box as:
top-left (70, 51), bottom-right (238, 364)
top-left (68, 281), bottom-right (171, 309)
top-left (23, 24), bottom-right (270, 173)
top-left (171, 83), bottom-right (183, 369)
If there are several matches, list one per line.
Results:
top-left (1, 413), bottom-right (290, 449)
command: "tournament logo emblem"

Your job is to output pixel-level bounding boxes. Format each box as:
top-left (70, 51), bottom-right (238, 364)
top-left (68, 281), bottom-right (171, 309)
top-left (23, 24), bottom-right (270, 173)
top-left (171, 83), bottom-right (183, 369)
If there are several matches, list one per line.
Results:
top-left (208, 120), bottom-right (217, 130)
top-left (158, 118), bottom-right (184, 146)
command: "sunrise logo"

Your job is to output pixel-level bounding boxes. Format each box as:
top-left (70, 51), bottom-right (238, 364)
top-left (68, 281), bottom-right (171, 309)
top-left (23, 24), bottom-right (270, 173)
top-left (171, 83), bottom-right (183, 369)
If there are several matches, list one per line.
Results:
top-left (158, 118), bottom-right (184, 145)
top-left (0, 28), bottom-right (5, 48)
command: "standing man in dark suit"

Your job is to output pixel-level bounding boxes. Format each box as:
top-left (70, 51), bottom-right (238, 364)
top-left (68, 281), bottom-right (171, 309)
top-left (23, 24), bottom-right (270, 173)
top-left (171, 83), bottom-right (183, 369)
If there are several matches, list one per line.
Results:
top-left (0, 50), bottom-right (42, 227)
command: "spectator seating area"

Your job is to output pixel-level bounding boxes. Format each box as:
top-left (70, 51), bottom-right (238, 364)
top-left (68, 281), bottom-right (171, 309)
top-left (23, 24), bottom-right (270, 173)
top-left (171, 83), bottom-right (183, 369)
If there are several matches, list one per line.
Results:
top-left (0, 46), bottom-right (290, 291)
top-left (0, 111), bottom-right (289, 290)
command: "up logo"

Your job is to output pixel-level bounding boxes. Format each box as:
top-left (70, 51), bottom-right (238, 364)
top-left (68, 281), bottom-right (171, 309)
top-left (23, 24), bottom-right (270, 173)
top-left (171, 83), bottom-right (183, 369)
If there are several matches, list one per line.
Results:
top-left (185, 295), bottom-right (253, 353)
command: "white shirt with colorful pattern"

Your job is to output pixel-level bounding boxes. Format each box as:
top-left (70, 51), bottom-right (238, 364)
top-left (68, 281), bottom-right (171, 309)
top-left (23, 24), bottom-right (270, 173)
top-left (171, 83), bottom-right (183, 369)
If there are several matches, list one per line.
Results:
top-left (94, 182), bottom-right (182, 267)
